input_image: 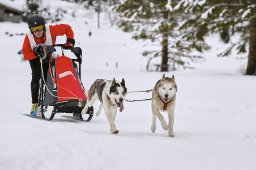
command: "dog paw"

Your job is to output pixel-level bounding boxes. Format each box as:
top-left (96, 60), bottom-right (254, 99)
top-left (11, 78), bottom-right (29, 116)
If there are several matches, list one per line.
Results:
top-left (110, 126), bottom-right (119, 134)
top-left (151, 124), bottom-right (156, 133)
top-left (111, 130), bottom-right (119, 134)
top-left (168, 132), bottom-right (175, 138)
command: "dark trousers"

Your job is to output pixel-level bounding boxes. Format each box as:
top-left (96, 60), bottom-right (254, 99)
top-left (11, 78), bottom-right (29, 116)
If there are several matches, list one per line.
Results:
top-left (29, 58), bottom-right (49, 104)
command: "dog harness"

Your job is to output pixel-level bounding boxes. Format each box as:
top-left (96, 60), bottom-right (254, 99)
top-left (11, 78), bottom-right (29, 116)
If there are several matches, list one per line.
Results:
top-left (158, 95), bottom-right (173, 111)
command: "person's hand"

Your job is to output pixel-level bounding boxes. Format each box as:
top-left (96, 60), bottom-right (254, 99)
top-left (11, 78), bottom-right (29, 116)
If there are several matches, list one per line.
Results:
top-left (63, 42), bottom-right (73, 49)
top-left (63, 39), bottom-right (75, 49)
top-left (34, 45), bottom-right (46, 58)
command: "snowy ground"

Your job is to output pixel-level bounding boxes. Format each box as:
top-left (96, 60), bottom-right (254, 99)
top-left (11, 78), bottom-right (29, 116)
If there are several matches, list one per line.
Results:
top-left (1, 10), bottom-right (256, 170)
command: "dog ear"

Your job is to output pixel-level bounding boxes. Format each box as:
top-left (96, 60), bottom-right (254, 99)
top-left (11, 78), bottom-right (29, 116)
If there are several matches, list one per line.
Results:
top-left (162, 73), bottom-right (166, 79)
top-left (172, 75), bottom-right (175, 82)
top-left (111, 78), bottom-right (116, 86)
top-left (121, 78), bottom-right (125, 87)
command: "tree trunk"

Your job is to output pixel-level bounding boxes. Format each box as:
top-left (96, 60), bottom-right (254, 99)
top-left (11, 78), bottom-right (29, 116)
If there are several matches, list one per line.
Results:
top-left (97, 10), bottom-right (100, 29)
top-left (161, 10), bottom-right (169, 72)
top-left (245, 19), bottom-right (256, 75)
top-left (108, 11), bottom-right (113, 27)
top-left (161, 33), bottom-right (168, 72)
top-left (26, 0), bottom-right (39, 16)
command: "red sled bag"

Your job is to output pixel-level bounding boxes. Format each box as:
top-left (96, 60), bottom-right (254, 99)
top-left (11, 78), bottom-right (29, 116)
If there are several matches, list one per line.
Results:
top-left (43, 55), bottom-right (87, 113)
top-left (55, 56), bottom-right (87, 102)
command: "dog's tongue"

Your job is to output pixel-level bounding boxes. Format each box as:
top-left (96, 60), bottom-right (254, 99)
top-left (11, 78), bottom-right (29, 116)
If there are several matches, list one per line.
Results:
top-left (119, 102), bottom-right (124, 112)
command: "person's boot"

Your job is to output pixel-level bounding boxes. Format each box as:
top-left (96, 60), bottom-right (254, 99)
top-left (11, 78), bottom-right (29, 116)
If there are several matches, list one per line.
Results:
top-left (30, 103), bottom-right (39, 117)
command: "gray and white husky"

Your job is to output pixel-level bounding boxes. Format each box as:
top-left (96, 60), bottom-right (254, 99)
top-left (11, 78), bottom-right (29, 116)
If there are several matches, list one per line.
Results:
top-left (151, 74), bottom-right (177, 137)
top-left (81, 78), bottom-right (127, 134)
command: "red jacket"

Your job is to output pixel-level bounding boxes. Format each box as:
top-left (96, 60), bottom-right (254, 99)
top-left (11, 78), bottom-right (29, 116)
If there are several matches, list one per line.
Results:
top-left (22, 24), bottom-right (74, 60)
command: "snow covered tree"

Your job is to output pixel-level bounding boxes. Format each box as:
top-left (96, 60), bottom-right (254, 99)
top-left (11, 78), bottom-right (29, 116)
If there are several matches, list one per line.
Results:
top-left (169, 0), bottom-right (256, 75)
top-left (24, 0), bottom-right (56, 22)
top-left (25, 0), bottom-right (41, 16)
top-left (114, 0), bottom-right (206, 71)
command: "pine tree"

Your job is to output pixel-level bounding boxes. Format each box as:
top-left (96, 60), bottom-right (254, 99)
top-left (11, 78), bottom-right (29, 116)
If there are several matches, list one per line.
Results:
top-left (114, 0), bottom-right (206, 71)
top-left (25, 0), bottom-right (68, 23)
top-left (169, 0), bottom-right (256, 75)
top-left (25, 0), bottom-right (41, 17)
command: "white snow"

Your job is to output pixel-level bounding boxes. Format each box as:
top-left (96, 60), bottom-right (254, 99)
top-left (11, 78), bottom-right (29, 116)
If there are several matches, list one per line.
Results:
top-left (241, 8), bottom-right (251, 20)
top-left (201, 6), bottom-right (215, 19)
top-left (0, 0), bottom-right (25, 11)
top-left (0, 3), bottom-right (256, 170)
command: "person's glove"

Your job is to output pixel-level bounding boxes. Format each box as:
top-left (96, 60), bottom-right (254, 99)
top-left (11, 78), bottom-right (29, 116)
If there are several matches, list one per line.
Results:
top-left (63, 39), bottom-right (75, 49)
top-left (34, 45), bottom-right (46, 58)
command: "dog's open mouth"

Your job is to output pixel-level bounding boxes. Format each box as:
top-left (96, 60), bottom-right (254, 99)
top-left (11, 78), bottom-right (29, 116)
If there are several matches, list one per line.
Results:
top-left (163, 97), bottom-right (170, 103)
top-left (115, 100), bottom-right (124, 112)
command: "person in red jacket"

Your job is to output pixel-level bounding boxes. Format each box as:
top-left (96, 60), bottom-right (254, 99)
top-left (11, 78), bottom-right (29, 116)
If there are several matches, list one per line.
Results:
top-left (22, 15), bottom-right (75, 116)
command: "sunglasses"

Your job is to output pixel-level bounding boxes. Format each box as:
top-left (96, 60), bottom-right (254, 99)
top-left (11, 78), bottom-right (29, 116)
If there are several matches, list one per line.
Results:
top-left (31, 25), bottom-right (44, 33)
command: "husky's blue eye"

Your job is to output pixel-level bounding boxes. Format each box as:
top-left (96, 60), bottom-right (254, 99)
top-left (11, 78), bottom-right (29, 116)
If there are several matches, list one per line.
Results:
top-left (169, 88), bottom-right (172, 90)
top-left (114, 91), bottom-right (119, 95)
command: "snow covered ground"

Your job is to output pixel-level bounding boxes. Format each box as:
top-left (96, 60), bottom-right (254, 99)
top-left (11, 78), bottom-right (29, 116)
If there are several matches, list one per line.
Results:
top-left (1, 4), bottom-right (256, 170)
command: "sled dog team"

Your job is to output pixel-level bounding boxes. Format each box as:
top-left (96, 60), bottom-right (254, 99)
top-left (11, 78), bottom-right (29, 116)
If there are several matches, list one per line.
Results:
top-left (21, 15), bottom-right (177, 137)
top-left (81, 74), bottom-right (177, 137)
